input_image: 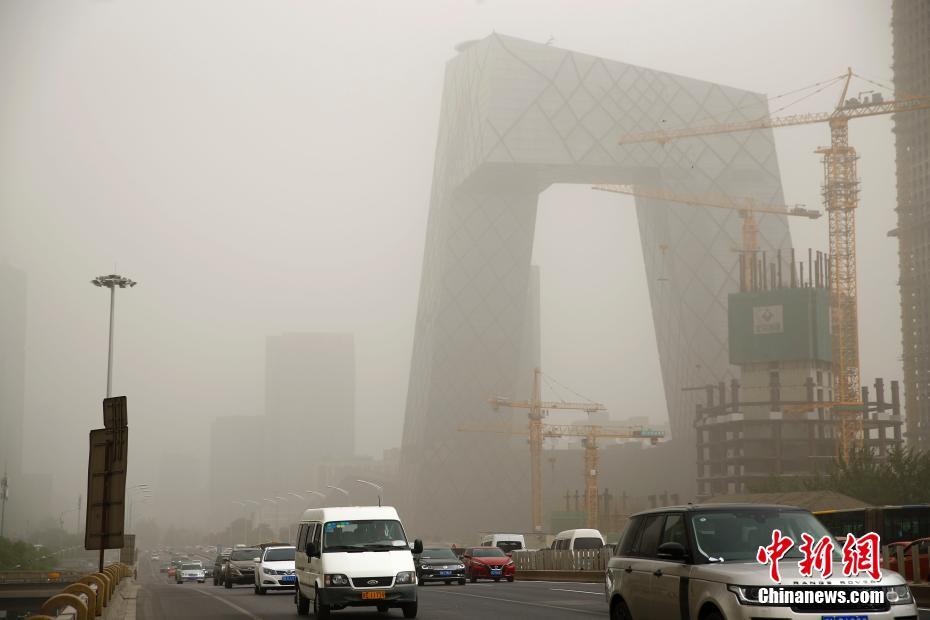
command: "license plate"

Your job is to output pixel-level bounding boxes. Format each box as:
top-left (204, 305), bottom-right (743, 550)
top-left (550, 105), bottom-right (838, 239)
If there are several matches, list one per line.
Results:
top-left (821, 617), bottom-right (868, 620)
top-left (361, 591), bottom-right (386, 600)
top-left (281, 575), bottom-right (295, 583)
top-left (490, 569), bottom-right (502, 575)
top-left (438, 571), bottom-right (452, 576)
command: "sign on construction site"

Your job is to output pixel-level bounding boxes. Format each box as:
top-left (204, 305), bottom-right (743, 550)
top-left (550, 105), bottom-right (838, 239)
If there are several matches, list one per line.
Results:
top-left (753, 304), bottom-right (784, 335)
top-left (85, 397), bottom-right (129, 551)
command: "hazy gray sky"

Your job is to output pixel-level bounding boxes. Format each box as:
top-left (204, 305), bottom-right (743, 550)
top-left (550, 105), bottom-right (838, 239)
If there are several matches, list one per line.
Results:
top-left (0, 0), bottom-right (898, 517)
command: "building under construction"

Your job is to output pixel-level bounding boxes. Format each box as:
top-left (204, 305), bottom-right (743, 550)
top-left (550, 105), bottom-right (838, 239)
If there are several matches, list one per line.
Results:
top-left (893, 0), bottom-right (930, 450)
top-left (696, 250), bottom-right (904, 498)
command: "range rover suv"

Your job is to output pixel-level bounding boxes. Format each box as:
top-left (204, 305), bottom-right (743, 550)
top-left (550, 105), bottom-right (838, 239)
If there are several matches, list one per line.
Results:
top-left (606, 504), bottom-right (918, 619)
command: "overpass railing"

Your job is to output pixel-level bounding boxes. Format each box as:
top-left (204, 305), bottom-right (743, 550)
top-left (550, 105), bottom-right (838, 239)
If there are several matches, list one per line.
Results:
top-left (20, 562), bottom-right (132, 620)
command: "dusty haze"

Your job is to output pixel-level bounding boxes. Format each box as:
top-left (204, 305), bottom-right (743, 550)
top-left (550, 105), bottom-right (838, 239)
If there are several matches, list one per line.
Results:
top-left (0, 0), bottom-right (899, 530)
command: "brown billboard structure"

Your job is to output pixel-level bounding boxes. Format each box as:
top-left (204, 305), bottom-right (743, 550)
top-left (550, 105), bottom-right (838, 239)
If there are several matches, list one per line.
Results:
top-left (85, 397), bottom-right (129, 570)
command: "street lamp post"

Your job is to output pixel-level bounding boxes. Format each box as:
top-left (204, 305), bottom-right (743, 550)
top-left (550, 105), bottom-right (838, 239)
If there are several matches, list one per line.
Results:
top-left (90, 274), bottom-right (136, 571)
top-left (232, 501), bottom-right (248, 545)
top-left (355, 480), bottom-right (384, 507)
top-left (325, 486), bottom-right (349, 507)
top-left (264, 499), bottom-right (278, 538)
top-left (91, 274), bottom-right (137, 397)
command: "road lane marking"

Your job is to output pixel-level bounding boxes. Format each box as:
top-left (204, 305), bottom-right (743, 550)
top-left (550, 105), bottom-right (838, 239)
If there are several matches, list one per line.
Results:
top-left (190, 587), bottom-right (264, 619)
top-left (550, 588), bottom-right (602, 595)
top-left (430, 588), bottom-right (602, 615)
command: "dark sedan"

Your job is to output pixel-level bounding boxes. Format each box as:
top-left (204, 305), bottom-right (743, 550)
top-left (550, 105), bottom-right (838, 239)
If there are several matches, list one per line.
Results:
top-left (415, 547), bottom-right (466, 585)
top-left (223, 548), bottom-right (260, 588)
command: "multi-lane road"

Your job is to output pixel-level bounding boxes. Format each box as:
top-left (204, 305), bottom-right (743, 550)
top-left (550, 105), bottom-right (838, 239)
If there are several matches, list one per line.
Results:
top-left (136, 557), bottom-right (606, 619)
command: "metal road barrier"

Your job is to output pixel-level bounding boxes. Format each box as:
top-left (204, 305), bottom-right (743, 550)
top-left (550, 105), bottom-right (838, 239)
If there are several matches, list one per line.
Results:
top-left (512, 548), bottom-right (611, 572)
top-left (882, 539), bottom-right (930, 607)
top-left (22, 562), bottom-right (132, 620)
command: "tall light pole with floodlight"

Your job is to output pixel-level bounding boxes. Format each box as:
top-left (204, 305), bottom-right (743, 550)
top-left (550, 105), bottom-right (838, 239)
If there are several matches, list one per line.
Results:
top-left (91, 274), bottom-right (137, 397)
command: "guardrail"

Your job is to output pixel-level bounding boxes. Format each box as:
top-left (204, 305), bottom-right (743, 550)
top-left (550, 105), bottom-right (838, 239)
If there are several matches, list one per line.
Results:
top-left (512, 548), bottom-right (611, 572)
top-left (0, 570), bottom-right (85, 585)
top-left (20, 562), bottom-right (133, 620)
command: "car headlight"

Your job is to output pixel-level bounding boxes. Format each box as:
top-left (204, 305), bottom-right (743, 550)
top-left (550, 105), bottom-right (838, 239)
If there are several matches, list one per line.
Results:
top-left (262, 566), bottom-right (275, 575)
top-left (506, 560), bottom-right (514, 566)
top-left (420, 564), bottom-right (430, 570)
top-left (456, 564), bottom-right (465, 569)
top-left (324, 573), bottom-right (350, 587)
top-left (885, 584), bottom-right (913, 605)
top-left (229, 566), bottom-right (241, 575)
top-left (395, 571), bottom-right (416, 585)
top-left (726, 585), bottom-right (761, 605)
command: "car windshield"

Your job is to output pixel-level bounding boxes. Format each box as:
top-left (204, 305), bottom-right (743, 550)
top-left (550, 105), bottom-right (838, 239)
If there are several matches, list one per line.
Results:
top-left (181, 564), bottom-right (200, 571)
top-left (322, 520), bottom-right (408, 551)
top-left (230, 549), bottom-right (259, 561)
top-left (691, 509), bottom-right (838, 562)
top-left (264, 547), bottom-right (295, 562)
top-left (573, 537), bottom-right (603, 550)
top-left (473, 548), bottom-right (506, 557)
top-left (420, 548), bottom-right (457, 560)
top-left (496, 541), bottom-right (522, 553)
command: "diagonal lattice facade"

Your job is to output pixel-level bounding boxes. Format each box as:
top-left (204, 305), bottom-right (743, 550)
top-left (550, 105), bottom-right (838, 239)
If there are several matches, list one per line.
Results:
top-left (399, 34), bottom-right (792, 539)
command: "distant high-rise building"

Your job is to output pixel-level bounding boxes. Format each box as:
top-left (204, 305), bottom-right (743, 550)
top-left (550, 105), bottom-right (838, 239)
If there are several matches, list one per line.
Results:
top-left (0, 263), bottom-right (26, 477)
top-left (893, 0), bottom-right (930, 449)
top-left (400, 33), bottom-right (791, 538)
top-left (266, 333), bottom-right (355, 459)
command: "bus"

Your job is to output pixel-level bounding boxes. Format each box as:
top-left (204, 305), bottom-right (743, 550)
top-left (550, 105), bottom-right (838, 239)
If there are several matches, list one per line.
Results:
top-left (813, 505), bottom-right (930, 544)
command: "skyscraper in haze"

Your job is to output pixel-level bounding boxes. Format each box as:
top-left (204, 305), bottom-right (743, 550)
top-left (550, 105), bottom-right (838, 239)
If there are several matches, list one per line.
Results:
top-left (893, 0), bottom-right (930, 449)
top-left (0, 263), bottom-right (26, 476)
top-left (400, 33), bottom-right (791, 539)
top-left (266, 333), bottom-right (355, 458)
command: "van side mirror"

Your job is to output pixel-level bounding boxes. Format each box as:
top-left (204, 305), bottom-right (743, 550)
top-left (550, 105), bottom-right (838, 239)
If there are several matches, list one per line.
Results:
top-left (412, 539), bottom-right (423, 555)
top-left (656, 541), bottom-right (686, 560)
top-left (305, 542), bottom-right (318, 558)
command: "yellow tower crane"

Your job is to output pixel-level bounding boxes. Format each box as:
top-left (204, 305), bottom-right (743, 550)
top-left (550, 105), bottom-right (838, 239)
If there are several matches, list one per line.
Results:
top-left (541, 424), bottom-right (664, 528)
top-left (614, 69), bottom-right (930, 460)
top-left (488, 367), bottom-right (605, 532)
top-left (591, 183), bottom-right (821, 287)
top-left (459, 421), bottom-right (665, 530)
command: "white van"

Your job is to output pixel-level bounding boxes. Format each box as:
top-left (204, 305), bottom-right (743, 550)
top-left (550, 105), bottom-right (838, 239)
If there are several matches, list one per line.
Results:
top-left (294, 506), bottom-right (422, 618)
top-left (479, 533), bottom-right (525, 554)
top-left (550, 528), bottom-right (605, 551)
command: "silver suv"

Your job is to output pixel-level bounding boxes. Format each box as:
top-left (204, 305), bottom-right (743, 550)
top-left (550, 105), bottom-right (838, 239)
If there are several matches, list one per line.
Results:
top-left (605, 504), bottom-right (918, 619)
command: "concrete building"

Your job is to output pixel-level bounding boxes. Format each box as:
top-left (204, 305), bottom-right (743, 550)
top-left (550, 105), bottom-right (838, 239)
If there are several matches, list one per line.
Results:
top-left (400, 33), bottom-right (792, 539)
top-left (893, 0), bottom-right (930, 449)
top-left (696, 256), bottom-right (903, 497)
top-left (266, 333), bottom-right (355, 459)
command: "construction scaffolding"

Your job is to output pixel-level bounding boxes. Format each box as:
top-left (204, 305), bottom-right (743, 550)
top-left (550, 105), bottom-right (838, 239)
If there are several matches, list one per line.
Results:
top-left (695, 377), bottom-right (903, 499)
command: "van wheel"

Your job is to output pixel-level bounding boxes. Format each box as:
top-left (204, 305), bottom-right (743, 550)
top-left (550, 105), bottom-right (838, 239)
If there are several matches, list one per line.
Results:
top-left (401, 602), bottom-right (418, 618)
top-left (313, 586), bottom-right (331, 618)
top-left (296, 587), bottom-right (310, 615)
top-left (506, 577), bottom-right (514, 582)
top-left (702, 613), bottom-right (723, 620)
top-left (610, 599), bottom-right (632, 620)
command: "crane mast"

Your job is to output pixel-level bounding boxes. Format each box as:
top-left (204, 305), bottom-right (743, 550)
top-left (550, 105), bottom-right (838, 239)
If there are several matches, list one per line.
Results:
top-left (615, 69), bottom-right (930, 459)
